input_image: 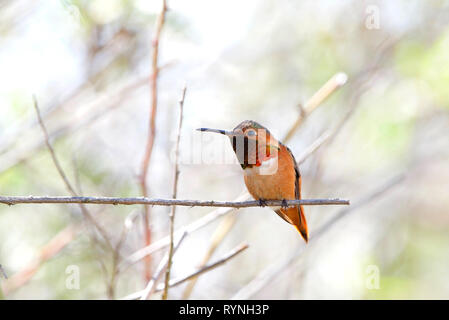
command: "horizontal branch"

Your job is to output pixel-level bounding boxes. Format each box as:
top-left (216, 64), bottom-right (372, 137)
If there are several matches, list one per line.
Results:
top-left (0, 196), bottom-right (349, 207)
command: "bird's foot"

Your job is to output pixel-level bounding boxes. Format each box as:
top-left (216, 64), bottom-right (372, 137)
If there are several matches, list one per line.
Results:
top-left (258, 198), bottom-right (268, 207)
top-left (281, 199), bottom-right (289, 209)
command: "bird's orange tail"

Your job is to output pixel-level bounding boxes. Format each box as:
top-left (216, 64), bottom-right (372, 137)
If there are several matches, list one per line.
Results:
top-left (275, 205), bottom-right (309, 243)
top-left (294, 205), bottom-right (308, 243)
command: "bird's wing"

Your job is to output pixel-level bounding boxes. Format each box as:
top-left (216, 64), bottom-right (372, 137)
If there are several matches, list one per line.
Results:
top-left (273, 144), bottom-right (301, 225)
top-left (283, 145), bottom-right (308, 242)
top-left (285, 146), bottom-right (301, 200)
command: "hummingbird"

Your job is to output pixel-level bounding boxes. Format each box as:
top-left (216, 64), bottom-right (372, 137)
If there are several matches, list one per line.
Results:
top-left (198, 120), bottom-right (308, 242)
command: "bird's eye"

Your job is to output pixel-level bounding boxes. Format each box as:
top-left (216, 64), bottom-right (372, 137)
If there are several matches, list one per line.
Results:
top-left (246, 129), bottom-right (256, 137)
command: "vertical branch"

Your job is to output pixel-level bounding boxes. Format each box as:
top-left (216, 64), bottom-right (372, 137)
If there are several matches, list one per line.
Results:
top-left (140, 0), bottom-right (168, 282)
top-left (140, 232), bottom-right (187, 300)
top-left (162, 85), bottom-right (187, 300)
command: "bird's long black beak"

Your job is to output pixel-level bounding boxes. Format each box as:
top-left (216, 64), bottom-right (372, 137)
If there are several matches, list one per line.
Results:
top-left (196, 128), bottom-right (236, 136)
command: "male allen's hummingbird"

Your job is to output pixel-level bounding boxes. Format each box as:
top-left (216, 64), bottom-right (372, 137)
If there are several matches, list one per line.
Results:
top-left (198, 120), bottom-right (308, 242)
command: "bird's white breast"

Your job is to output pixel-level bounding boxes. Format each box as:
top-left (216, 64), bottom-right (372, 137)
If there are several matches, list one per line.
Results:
top-left (243, 156), bottom-right (279, 176)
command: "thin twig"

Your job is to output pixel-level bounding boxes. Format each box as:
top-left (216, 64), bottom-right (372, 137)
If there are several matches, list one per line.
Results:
top-left (32, 96), bottom-right (77, 196)
top-left (122, 242), bottom-right (248, 299)
top-left (159, 242), bottom-right (249, 292)
top-left (0, 196), bottom-right (349, 207)
top-left (32, 96), bottom-right (112, 248)
top-left (140, 232), bottom-right (187, 300)
top-left (162, 85), bottom-right (187, 300)
top-left (140, 0), bottom-right (168, 282)
top-left (283, 72), bottom-right (348, 142)
top-left (108, 209), bottom-right (139, 299)
top-left (182, 211), bottom-right (237, 298)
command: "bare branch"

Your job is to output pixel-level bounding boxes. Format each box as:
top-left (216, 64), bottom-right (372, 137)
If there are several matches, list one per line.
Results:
top-left (158, 242), bottom-right (249, 292)
top-left (162, 85), bottom-right (187, 300)
top-left (32, 96), bottom-right (77, 196)
top-left (0, 196), bottom-right (349, 207)
top-left (108, 209), bottom-right (139, 299)
top-left (140, 232), bottom-right (187, 300)
top-left (32, 96), bottom-right (112, 248)
top-left (140, 0), bottom-right (168, 281)
top-left (123, 242), bottom-right (248, 299)
top-left (283, 72), bottom-right (348, 142)
top-left (182, 211), bottom-right (237, 299)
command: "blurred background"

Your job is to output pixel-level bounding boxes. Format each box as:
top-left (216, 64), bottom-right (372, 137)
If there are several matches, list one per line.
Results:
top-left (0, 0), bottom-right (449, 299)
